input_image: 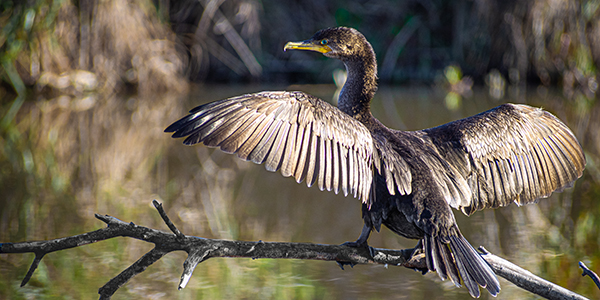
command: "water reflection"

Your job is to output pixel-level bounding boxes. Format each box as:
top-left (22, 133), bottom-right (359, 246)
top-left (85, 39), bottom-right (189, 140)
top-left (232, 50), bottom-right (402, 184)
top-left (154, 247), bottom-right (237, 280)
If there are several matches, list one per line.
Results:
top-left (1, 85), bottom-right (599, 299)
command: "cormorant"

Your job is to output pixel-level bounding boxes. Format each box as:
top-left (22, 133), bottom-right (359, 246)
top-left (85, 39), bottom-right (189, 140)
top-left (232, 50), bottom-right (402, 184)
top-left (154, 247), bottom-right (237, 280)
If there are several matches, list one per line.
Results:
top-left (165, 27), bottom-right (586, 297)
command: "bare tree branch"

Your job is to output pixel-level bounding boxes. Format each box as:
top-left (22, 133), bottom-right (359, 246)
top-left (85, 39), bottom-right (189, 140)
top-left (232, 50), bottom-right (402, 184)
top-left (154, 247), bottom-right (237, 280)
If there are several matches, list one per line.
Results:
top-left (480, 247), bottom-right (589, 300)
top-left (99, 247), bottom-right (168, 299)
top-left (580, 261), bottom-right (600, 291)
top-left (0, 200), bottom-right (591, 300)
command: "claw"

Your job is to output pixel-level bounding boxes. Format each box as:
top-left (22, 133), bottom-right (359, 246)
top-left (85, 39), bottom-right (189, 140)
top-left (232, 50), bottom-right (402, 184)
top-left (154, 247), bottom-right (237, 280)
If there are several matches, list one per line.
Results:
top-left (408, 240), bottom-right (428, 274)
top-left (336, 261), bottom-right (356, 270)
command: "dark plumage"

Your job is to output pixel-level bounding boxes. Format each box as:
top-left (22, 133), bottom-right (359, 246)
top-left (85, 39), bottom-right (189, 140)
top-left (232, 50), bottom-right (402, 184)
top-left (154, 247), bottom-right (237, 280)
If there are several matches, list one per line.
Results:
top-left (165, 27), bottom-right (586, 297)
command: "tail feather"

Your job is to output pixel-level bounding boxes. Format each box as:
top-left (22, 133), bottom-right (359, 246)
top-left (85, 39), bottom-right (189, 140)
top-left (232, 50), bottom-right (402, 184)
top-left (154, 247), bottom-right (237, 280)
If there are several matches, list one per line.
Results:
top-left (438, 238), bottom-right (461, 286)
top-left (424, 235), bottom-right (435, 272)
top-left (450, 236), bottom-right (488, 285)
top-left (425, 234), bottom-right (500, 298)
top-left (454, 254), bottom-right (480, 298)
top-left (430, 236), bottom-right (448, 281)
top-left (425, 235), bottom-right (461, 287)
top-left (449, 235), bottom-right (500, 297)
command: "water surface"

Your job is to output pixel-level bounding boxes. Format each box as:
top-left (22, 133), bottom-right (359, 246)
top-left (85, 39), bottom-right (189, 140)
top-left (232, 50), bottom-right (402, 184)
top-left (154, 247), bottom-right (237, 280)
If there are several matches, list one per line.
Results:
top-left (1, 84), bottom-right (599, 299)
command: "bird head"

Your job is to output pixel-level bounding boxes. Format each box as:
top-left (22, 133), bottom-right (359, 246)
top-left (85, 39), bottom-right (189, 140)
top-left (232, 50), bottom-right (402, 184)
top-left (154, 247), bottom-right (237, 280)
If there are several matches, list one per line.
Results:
top-left (284, 27), bottom-right (370, 61)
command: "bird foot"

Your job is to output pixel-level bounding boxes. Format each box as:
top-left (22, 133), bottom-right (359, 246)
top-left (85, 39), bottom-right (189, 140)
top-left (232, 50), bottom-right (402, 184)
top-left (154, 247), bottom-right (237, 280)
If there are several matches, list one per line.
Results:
top-left (408, 241), bottom-right (429, 275)
top-left (341, 240), bottom-right (376, 259)
top-left (337, 225), bottom-right (375, 269)
top-left (337, 240), bottom-right (372, 270)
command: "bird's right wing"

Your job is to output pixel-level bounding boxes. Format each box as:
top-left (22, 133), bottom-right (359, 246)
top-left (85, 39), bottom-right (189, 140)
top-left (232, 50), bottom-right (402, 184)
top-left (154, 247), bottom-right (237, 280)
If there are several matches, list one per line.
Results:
top-left (165, 91), bottom-right (377, 202)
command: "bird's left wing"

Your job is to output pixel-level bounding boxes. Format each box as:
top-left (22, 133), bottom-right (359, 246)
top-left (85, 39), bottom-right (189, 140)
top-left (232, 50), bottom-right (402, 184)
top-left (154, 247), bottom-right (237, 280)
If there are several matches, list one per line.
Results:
top-left (423, 103), bottom-right (585, 215)
top-left (165, 91), bottom-right (376, 202)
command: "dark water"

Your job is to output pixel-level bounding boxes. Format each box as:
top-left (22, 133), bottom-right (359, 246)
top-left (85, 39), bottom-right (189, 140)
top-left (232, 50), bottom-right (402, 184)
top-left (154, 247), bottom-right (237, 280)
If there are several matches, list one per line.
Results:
top-left (1, 84), bottom-right (599, 299)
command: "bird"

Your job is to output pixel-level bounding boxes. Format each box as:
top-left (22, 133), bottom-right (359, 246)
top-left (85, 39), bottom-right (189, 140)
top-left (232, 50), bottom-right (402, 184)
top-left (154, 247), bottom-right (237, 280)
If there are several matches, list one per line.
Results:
top-left (165, 27), bottom-right (586, 298)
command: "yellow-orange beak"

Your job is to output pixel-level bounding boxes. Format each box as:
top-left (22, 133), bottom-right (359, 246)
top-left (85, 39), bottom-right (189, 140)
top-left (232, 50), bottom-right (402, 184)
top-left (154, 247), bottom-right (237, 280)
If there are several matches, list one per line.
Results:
top-left (284, 41), bottom-right (331, 54)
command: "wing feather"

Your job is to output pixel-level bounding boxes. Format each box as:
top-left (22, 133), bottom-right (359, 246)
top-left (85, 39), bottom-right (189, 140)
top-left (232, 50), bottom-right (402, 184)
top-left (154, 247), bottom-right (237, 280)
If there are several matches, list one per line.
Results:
top-left (371, 138), bottom-right (412, 198)
top-left (349, 144), bottom-right (357, 197)
top-left (238, 115), bottom-right (273, 160)
top-left (200, 108), bottom-right (249, 147)
top-left (424, 103), bottom-right (585, 215)
top-left (325, 138), bottom-right (333, 191)
top-left (167, 91), bottom-right (377, 202)
top-left (332, 139), bottom-right (340, 194)
top-left (294, 123), bottom-right (311, 183)
top-left (317, 135), bottom-right (326, 191)
top-left (340, 143), bottom-right (349, 196)
top-left (249, 119), bottom-right (282, 164)
top-left (306, 131), bottom-right (319, 188)
top-left (219, 113), bottom-right (263, 154)
top-left (280, 122), bottom-right (298, 177)
top-left (265, 121), bottom-right (290, 172)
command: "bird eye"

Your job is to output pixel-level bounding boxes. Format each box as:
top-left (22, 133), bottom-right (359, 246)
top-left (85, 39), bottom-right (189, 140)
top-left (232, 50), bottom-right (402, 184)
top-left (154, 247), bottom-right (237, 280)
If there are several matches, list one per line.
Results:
top-left (320, 39), bottom-right (328, 45)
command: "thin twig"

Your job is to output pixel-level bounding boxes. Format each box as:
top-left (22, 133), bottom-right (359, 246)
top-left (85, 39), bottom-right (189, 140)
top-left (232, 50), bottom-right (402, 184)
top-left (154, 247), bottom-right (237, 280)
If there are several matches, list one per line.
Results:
top-left (21, 252), bottom-right (45, 287)
top-left (579, 261), bottom-right (600, 291)
top-left (197, 0), bottom-right (262, 77)
top-left (98, 247), bottom-right (168, 299)
top-left (152, 199), bottom-right (185, 239)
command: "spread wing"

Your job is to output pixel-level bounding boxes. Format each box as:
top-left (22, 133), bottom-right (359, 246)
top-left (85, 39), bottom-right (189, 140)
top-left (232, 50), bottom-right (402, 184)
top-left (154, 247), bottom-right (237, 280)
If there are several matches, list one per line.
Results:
top-left (424, 103), bottom-right (585, 215)
top-left (166, 91), bottom-right (381, 202)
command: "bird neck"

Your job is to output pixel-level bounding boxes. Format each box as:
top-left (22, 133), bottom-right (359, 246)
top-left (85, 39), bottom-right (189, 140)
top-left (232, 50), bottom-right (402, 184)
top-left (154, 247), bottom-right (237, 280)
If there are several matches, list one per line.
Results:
top-left (338, 51), bottom-right (378, 119)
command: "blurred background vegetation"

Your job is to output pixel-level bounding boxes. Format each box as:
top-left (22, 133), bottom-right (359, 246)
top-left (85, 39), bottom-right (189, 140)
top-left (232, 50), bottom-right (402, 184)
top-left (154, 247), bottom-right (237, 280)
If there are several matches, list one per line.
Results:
top-left (1, 0), bottom-right (600, 299)
top-left (3, 0), bottom-right (600, 91)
